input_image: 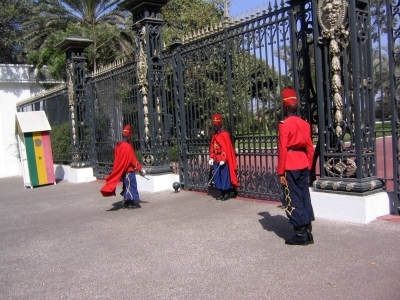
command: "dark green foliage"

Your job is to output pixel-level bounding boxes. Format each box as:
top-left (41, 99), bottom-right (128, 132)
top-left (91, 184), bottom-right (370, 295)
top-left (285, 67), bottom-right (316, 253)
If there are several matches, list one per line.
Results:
top-left (24, 0), bottom-right (132, 79)
top-left (169, 144), bottom-right (179, 163)
top-left (162, 0), bottom-right (224, 45)
top-left (0, 0), bottom-right (35, 63)
top-left (21, 0), bottom-right (224, 80)
top-left (135, 150), bottom-right (143, 162)
top-left (50, 122), bottom-right (71, 163)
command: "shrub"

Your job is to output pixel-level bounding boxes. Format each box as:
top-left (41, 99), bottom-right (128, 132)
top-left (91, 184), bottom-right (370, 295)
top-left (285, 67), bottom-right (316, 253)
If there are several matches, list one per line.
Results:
top-left (169, 144), bottom-right (179, 162)
top-left (50, 122), bottom-right (71, 163)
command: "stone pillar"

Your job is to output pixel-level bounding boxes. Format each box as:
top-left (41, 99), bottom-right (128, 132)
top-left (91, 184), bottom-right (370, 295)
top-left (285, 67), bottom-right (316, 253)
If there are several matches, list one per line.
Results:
top-left (121, 0), bottom-right (172, 175)
top-left (57, 36), bottom-right (94, 168)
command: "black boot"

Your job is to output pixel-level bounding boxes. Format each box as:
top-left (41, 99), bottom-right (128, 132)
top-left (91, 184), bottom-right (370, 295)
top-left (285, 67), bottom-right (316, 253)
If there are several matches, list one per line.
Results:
top-left (132, 200), bottom-right (141, 208)
top-left (285, 226), bottom-right (309, 246)
top-left (307, 222), bottom-right (314, 244)
top-left (216, 191), bottom-right (225, 200)
top-left (231, 189), bottom-right (238, 198)
top-left (127, 200), bottom-right (141, 209)
top-left (222, 190), bottom-right (230, 201)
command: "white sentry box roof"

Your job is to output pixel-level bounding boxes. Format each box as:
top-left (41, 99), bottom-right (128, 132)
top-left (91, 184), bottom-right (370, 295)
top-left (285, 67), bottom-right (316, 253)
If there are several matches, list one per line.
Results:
top-left (16, 111), bottom-right (51, 133)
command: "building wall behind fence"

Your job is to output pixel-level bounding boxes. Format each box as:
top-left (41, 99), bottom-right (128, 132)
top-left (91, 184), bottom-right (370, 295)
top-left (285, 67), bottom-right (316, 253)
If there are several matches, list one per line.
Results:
top-left (0, 64), bottom-right (45, 178)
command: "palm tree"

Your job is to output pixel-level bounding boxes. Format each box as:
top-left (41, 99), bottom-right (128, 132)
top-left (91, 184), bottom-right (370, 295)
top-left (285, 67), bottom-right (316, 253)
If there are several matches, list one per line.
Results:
top-left (0, 0), bottom-right (36, 64)
top-left (23, 0), bottom-right (132, 73)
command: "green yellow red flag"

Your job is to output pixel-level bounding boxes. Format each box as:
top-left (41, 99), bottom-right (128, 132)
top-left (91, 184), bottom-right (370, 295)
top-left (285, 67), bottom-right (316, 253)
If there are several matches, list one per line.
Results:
top-left (24, 131), bottom-right (55, 186)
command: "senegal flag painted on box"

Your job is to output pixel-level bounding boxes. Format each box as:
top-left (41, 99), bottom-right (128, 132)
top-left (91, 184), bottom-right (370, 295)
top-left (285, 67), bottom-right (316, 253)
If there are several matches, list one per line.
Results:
top-left (24, 131), bottom-right (55, 186)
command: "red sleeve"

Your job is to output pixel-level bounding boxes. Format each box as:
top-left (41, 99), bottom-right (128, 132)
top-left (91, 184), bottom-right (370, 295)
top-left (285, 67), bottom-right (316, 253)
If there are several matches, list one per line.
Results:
top-left (277, 122), bottom-right (288, 175)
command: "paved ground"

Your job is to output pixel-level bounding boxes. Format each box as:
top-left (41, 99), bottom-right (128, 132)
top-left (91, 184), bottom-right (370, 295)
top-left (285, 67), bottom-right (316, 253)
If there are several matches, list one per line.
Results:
top-left (0, 176), bottom-right (399, 300)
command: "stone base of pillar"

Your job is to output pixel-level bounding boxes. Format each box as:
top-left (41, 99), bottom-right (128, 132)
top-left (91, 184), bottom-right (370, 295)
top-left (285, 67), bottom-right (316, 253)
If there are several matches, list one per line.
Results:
top-left (313, 177), bottom-right (384, 194)
top-left (310, 188), bottom-right (391, 224)
top-left (137, 173), bottom-right (180, 192)
top-left (54, 165), bottom-right (96, 183)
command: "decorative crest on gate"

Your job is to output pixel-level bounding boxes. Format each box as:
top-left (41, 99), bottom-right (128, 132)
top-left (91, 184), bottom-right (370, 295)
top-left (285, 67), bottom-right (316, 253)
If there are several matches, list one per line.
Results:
top-left (317, 0), bottom-right (347, 40)
top-left (317, 0), bottom-right (349, 138)
top-left (135, 26), bottom-right (150, 145)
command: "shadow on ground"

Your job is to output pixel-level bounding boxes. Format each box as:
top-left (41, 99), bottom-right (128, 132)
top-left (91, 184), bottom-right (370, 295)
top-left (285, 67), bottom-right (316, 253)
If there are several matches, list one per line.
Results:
top-left (107, 199), bottom-right (149, 211)
top-left (258, 211), bottom-right (292, 241)
top-left (107, 200), bottom-right (126, 211)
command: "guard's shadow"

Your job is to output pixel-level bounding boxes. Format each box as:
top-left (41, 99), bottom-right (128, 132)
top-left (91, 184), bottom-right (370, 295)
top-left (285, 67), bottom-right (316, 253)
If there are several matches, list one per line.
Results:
top-left (258, 211), bottom-right (293, 241)
top-left (107, 200), bottom-right (126, 211)
top-left (207, 187), bottom-right (237, 199)
top-left (207, 187), bottom-right (220, 199)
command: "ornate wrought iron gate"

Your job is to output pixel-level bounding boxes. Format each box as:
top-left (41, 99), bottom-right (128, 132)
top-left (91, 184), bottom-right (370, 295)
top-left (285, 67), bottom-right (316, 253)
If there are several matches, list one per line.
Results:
top-left (85, 62), bottom-right (141, 179)
top-left (163, 1), bottom-right (317, 199)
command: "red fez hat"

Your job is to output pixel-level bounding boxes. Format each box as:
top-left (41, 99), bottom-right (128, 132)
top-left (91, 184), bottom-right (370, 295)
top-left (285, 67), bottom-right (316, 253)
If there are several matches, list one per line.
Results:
top-left (212, 113), bottom-right (223, 125)
top-left (122, 125), bottom-right (131, 137)
top-left (282, 88), bottom-right (298, 106)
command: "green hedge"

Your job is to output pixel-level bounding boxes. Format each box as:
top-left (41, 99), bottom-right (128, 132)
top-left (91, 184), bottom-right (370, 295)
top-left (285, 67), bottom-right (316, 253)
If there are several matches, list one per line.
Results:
top-left (169, 144), bottom-right (179, 162)
top-left (50, 122), bottom-right (71, 163)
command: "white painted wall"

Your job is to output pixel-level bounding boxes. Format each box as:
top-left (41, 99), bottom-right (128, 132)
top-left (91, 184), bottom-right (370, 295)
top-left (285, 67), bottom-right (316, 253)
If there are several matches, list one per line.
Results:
top-left (0, 64), bottom-right (44, 178)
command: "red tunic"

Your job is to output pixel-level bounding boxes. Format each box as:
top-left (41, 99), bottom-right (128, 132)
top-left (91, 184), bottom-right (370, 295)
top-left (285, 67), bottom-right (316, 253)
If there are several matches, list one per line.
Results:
top-left (100, 141), bottom-right (142, 196)
top-left (277, 116), bottom-right (314, 175)
top-left (209, 130), bottom-right (238, 189)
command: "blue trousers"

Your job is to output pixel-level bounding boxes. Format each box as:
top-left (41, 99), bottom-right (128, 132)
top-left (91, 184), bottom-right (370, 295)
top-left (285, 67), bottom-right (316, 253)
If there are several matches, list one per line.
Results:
top-left (284, 168), bottom-right (315, 227)
top-left (213, 162), bottom-right (233, 191)
top-left (121, 172), bottom-right (139, 201)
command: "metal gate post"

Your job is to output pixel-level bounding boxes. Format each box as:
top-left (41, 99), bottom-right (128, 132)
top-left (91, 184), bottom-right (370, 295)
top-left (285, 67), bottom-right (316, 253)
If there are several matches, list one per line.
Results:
top-left (313, 0), bottom-right (384, 194)
top-left (121, 0), bottom-right (172, 174)
top-left (57, 36), bottom-right (94, 168)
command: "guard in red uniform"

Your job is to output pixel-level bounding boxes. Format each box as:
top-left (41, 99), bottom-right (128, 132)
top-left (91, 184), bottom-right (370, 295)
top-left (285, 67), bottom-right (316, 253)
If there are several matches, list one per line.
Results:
top-left (209, 113), bottom-right (238, 200)
top-left (278, 88), bottom-right (315, 245)
top-left (100, 125), bottom-right (145, 208)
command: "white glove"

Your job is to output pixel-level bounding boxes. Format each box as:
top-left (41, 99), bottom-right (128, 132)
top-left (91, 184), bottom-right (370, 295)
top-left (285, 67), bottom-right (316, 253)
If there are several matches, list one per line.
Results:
top-left (219, 161), bottom-right (225, 166)
top-left (140, 169), bottom-right (146, 176)
top-left (209, 159), bottom-right (214, 165)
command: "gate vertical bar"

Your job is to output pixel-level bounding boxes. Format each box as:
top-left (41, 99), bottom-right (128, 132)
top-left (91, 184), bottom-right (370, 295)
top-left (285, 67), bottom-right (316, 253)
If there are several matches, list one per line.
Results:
top-left (289, 6), bottom-right (299, 98)
top-left (311, 0), bottom-right (326, 179)
top-left (387, 0), bottom-right (400, 214)
top-left (169, 38), bottom-right (188, 187)
top-left (224, 21), bottom-right (235, 137)
top-left (288, 0), bottom-right (318, 180)
top-left (110, 71), bottom-right (119, 142)
top-left (85, 74), bottom-right (97, 172)
top-left (349, 0), bottom-right (364, 180)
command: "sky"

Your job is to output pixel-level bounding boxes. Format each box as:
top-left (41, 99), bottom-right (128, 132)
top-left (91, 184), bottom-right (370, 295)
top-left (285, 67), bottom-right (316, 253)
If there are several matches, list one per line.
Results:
top-left (228, 0), bottom-right (276, 19)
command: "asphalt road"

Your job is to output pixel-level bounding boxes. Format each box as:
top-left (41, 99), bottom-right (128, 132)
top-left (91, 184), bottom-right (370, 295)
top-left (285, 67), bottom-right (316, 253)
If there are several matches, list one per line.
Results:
top-left (0, 176), bottom-right (399, 300)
